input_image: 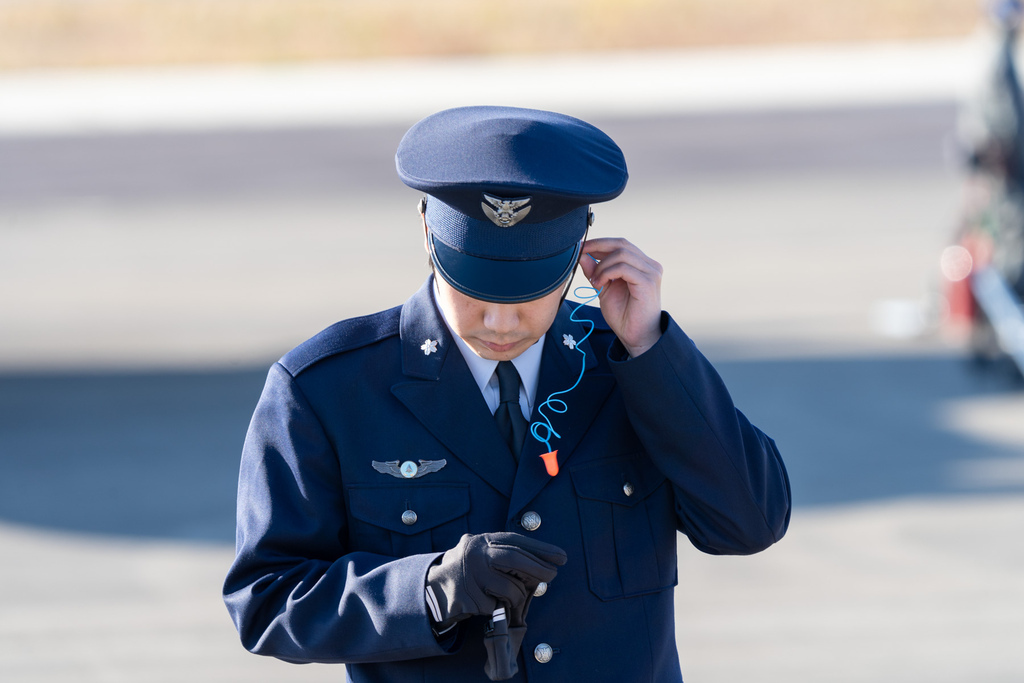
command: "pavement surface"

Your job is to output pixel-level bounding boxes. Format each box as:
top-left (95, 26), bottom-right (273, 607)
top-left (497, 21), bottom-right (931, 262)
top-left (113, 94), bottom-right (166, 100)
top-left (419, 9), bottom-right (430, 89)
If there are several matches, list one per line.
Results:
top-left (1, 38), bottom-right (1023, 682)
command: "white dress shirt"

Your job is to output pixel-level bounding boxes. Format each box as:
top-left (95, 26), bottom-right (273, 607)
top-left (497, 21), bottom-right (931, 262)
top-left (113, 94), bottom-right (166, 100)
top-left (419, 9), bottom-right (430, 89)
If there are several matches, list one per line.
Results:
top-left (433, 281), bottom-right (542, 421)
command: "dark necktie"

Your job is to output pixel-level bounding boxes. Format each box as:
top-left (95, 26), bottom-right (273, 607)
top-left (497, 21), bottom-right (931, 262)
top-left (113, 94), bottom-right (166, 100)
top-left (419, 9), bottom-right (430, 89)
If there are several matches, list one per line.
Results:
top-left (494, 361), bottom-right (528, 460)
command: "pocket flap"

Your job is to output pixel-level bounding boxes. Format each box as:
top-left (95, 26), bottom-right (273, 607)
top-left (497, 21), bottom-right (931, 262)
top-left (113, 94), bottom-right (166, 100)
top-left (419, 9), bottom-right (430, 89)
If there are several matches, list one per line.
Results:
top-left (570, 455), bottom-right (665, 507)
top-left (347, 483), bottom-right (470, 535)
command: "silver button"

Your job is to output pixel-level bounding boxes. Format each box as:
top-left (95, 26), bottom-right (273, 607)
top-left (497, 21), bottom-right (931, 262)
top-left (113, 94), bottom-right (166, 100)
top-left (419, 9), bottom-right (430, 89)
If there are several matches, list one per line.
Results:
top-left (623, 482), bottom-right (635, 497)
top-left (533, 581), bottom-right (548, 597)
top-left (534, 643), bottom-right (553, 663)
top-left (521, 511), bottom-right (542, 532)
top-left (401, 509), bottom-right (418, 526)
top-left (400, 461), bottom-right (419, 478)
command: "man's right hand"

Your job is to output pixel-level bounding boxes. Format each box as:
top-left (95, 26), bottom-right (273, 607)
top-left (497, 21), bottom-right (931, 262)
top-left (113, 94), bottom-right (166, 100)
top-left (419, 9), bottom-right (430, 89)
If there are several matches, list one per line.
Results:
top-left (425, 532), bottom-right (567, 632)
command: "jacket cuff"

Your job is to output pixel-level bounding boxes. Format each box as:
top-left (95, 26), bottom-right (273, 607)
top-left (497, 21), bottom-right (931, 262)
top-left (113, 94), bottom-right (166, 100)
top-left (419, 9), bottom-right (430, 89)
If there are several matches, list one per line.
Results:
top-left (608, 311), bottom-right (672, 364)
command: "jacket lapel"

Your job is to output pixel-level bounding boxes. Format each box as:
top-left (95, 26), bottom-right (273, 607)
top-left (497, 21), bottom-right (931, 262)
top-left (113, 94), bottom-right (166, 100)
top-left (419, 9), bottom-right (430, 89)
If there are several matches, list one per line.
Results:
top-left (509, 303), bottom-right (616, 516)
top-left (390, 278), bottom-right (517, 498)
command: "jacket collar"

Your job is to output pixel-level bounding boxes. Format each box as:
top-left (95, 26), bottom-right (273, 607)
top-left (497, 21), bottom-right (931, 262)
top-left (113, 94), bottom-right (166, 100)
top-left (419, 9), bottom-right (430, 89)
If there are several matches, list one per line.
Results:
top-left (392, 277), bottom-right (518, 497)
top-left (391, 277), bottom-right (616, 508)
top-left (399, 276), bottom-right (452, 380)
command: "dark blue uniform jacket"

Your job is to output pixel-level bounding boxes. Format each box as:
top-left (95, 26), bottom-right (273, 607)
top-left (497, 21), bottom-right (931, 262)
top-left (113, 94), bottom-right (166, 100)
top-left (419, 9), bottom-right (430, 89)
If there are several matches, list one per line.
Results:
top-left (223, 277), bottom-right (791, 682)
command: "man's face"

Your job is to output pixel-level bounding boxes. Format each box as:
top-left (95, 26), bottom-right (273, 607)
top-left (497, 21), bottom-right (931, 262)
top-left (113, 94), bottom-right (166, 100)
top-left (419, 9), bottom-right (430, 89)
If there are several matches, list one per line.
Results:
top-left (433, 274), bottom-right (564, 361)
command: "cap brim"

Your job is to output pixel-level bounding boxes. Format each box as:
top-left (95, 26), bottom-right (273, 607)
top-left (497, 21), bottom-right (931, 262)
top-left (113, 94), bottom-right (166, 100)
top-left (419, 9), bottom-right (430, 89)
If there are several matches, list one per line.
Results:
top-left (429, 232), bottom-right (581, 304)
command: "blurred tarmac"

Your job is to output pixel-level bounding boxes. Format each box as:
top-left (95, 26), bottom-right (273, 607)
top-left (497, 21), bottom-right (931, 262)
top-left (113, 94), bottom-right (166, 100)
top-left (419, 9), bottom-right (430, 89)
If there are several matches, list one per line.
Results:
top-left (2, 38), bottom-right (1024, 683)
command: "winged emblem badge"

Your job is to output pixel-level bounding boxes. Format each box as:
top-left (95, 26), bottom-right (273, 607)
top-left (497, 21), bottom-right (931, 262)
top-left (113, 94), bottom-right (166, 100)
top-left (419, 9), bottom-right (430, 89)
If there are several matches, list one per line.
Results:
top-left (481, 193), bottom-right (532, 227)
top-left (372, 459), bottom-right (447, 479)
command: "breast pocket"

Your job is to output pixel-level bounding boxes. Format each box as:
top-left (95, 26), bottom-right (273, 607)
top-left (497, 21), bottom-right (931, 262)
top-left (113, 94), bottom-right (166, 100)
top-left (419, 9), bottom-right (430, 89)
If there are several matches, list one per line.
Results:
top-left (571, 454), bottom-right (677, 600)
top-left (347, 483), bottom-right (470, 557)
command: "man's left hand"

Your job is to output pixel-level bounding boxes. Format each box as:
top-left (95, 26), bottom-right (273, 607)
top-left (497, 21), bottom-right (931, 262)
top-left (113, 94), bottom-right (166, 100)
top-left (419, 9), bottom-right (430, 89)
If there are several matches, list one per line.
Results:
top-left (579, 238), bottom-right (663, 358)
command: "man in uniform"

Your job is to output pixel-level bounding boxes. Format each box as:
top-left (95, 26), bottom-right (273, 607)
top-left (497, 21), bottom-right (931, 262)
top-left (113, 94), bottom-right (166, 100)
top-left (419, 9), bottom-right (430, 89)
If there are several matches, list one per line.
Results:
top-left (223, 106), bottom-right (791, 682)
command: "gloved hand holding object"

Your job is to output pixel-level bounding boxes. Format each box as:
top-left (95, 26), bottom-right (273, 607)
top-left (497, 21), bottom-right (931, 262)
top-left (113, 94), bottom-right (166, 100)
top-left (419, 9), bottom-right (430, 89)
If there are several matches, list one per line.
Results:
top-left (425, 532), bottom-right (567, 679)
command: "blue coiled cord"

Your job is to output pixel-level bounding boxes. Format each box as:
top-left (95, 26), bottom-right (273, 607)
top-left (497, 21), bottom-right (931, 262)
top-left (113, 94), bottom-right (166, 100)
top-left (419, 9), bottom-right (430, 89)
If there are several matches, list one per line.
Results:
top-left (529, 284), bottom-right (602, 454)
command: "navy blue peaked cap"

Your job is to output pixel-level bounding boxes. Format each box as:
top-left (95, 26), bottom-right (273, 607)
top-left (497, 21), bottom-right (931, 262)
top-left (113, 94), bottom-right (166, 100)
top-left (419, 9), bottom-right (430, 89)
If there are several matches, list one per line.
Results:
top-left (396, 106), bottom-right (628, 303)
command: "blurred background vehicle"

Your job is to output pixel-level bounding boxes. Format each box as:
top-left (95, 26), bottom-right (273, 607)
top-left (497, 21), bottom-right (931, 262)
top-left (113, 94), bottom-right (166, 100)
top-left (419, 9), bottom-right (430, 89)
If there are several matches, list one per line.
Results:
top-left (946, 0), bottom-right (1024, 378)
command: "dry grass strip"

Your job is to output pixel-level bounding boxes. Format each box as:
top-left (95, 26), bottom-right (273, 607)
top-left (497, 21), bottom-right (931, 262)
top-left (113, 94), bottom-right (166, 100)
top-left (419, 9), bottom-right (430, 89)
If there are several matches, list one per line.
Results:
top-left (0, 0), bottom-right (982, 70)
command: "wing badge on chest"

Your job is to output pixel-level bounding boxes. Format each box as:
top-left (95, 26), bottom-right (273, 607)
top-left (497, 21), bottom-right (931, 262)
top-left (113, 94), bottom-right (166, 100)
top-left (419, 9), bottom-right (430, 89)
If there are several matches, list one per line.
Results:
top-left (372, 459), bottom-right (447, 479)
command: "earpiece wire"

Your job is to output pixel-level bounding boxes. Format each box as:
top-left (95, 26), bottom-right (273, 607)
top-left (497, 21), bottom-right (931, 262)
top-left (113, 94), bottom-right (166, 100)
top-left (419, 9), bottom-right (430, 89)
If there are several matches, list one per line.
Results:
top-left (529, 282), bottom-right (603, 453)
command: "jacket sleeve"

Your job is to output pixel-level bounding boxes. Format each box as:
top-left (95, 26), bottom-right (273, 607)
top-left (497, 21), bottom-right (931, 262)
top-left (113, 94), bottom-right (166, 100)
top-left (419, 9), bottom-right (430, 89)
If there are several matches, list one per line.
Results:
top-left (222, 362), bottom-right (447, 664)
top-left (608, 313), bottom-right (791, 556)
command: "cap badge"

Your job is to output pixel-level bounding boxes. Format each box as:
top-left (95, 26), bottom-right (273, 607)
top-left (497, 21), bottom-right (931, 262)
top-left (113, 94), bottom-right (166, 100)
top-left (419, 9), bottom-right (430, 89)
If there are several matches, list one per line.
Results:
top-left (482, 193), bottom-right (532, 227)
top-left (373, 459), bottom-right (448, 479)
top-left (420, 339), bottom-right (438, 355)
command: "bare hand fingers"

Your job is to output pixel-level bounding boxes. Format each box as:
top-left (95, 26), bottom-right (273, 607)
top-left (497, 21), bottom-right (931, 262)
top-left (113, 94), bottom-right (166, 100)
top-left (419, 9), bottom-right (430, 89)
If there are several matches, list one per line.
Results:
top-left (582, 242), bottom-right (662, 290)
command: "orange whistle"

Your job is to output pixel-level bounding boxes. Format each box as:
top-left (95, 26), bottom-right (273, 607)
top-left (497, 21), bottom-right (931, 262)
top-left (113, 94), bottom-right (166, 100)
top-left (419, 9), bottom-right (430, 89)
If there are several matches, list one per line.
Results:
top-left (539, 451), bottom-right (559, 477)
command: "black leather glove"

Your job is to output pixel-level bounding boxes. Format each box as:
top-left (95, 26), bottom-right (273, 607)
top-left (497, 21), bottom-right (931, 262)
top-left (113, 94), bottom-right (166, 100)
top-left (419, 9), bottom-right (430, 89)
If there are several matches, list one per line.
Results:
top-left (425, 532), bottom-right (567, 632)
top-left (426, 533), bottom-right (566, 680)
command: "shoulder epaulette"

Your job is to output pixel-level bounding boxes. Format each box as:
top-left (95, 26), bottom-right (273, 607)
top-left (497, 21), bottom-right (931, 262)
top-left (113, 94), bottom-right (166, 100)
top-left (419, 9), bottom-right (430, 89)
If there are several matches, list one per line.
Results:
top-left (280, 306), bottom-right (401, 376)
